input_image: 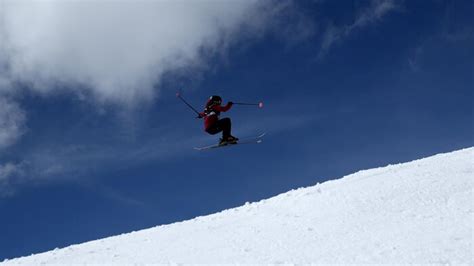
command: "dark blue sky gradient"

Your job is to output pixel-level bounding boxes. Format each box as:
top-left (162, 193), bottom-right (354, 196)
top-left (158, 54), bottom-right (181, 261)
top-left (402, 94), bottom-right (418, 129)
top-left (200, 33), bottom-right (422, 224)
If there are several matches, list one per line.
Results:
top-left (1, 0), bottom-right (473, 260)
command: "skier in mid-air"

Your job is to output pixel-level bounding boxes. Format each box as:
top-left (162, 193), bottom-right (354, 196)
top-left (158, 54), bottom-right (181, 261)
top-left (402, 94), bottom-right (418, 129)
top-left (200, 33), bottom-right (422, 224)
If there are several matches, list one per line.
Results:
top-left (176, 91), bottom-right (263, 149)
top-left (198, 95), bottom-right (239, 145)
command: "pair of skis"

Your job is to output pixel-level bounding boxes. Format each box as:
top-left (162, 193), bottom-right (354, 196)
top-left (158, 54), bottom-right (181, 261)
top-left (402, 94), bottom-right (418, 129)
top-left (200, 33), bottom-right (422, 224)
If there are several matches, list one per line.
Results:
top-left (194, 133), bottom-right (266, 151)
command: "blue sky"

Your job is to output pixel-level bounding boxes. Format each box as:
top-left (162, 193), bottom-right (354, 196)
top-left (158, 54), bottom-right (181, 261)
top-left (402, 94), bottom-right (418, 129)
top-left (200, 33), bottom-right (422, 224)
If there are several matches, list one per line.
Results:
top-left (1, 0), bottom-right (473, 260)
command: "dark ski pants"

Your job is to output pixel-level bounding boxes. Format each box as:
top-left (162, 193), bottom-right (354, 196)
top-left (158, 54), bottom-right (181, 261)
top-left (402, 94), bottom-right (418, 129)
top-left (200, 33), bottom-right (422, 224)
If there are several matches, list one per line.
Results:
top-left (206, 118), bottom-right (231, 139)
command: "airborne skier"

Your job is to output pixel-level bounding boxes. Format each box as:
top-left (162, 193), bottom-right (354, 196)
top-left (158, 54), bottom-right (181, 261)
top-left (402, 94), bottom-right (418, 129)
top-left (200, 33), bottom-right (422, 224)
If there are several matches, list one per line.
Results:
top-left (176, 92), bottom-right (264, 150)
top-left (198, 95), bottom-right (239, 145)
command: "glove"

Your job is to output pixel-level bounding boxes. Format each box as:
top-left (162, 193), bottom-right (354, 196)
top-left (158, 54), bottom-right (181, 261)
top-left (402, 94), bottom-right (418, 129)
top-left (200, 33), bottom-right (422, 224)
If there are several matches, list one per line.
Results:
top-left (228, 101), bottom-right (234, 106)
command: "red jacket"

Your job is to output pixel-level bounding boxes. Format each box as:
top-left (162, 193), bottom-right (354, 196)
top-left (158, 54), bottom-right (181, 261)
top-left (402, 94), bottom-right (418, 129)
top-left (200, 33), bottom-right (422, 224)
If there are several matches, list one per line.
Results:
top-left (200, 102), bottom-right (233, 130)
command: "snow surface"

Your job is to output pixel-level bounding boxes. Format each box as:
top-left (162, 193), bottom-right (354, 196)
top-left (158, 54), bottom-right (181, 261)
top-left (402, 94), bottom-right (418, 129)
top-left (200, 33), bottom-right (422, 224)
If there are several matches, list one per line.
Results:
top-left (3, 148), bottom-right (473, 264)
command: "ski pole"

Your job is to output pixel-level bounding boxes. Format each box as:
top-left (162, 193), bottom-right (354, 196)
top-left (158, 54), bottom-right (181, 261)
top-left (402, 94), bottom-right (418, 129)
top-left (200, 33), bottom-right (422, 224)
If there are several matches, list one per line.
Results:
top-left (232, 102), bottom-right (264, 108)
top-left (176, 92), bottom-right (201, 116)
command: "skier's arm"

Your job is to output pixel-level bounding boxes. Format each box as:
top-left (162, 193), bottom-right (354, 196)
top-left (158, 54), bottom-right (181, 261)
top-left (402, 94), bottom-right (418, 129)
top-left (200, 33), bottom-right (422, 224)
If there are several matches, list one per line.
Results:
top-left (214, 102), bottom-right (233, 112)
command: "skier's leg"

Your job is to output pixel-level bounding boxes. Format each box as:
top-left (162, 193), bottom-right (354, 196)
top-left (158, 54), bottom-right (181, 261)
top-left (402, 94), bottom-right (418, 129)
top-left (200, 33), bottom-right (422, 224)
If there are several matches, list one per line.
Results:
top-left (220, 118), bottom-right (231, 139)
top-left (206, 127), bottom-right (220, 135)
top-left (220, 118), bottom-right (239, 142)
top-left (206, 119), bottom-right (236, 144)
top-left (205, 122), bottom-right (222, 135)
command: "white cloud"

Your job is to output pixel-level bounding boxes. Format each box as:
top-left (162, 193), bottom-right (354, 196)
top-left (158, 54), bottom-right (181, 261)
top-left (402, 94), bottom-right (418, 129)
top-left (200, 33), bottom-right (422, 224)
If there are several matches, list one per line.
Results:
top-left (0, 0), bottom-right (283, 105)
top-left (0, 97), bottom-right (26, 149)
top-left (319, 0), bottom-right (398, 57)
top-left (0, 0), bottom-right (316, 196)
top-left (0, 0), bottom-right (321, 197)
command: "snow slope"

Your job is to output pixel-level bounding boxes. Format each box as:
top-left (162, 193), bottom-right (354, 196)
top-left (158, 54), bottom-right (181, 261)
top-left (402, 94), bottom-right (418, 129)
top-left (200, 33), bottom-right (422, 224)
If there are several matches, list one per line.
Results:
top-left (3, 148), bottom-right (473, 264)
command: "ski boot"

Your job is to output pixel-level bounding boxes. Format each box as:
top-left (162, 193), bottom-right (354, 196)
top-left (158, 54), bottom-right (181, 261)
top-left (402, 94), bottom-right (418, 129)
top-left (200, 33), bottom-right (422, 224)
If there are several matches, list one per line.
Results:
top-left (219, 138), bottom-right (227, 146)
top-left (226, 135), bottom-right (239, 144)
top-left (219, 135), bottom-right (239, 146)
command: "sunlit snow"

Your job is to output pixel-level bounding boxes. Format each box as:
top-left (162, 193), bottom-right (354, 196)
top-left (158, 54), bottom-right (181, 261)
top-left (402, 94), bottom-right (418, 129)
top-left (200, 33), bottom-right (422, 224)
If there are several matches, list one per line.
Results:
top-left (3, 148), bottom-right (472, 264)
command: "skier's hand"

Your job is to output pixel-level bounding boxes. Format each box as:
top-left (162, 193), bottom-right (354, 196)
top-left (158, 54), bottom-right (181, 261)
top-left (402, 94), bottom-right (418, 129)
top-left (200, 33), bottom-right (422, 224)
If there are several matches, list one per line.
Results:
top-left (196, 113), bottom-right (204, 119)
top-left (228, 101), bottom-right (233, 106)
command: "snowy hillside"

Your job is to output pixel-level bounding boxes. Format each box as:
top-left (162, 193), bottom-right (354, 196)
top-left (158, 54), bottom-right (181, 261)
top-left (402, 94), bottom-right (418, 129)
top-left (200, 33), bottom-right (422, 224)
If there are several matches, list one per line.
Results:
top-left (3, 148), bottom-right (473, 264)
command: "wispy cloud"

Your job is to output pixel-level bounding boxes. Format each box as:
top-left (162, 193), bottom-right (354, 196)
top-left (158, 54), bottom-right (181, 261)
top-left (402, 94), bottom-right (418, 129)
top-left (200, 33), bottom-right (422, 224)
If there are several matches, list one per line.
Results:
top-left (408, 45), bottom-right (424, 72)
top-left (0, 162), bottom-right (20, 181)
top-left (0, 93), bottom-right (27, 197)
top-left (0, 106), bottom-right (321, 198)
top-left (0, 161), bottom-right (26, 197)
top-left (406, 2), bottom-right (474, 73)
top-left (0, 97), bottom-right (26, 149)
top-left (0, 126), bottom-right (212, 197)
top-left (319, 0), bottom-right (399, 58)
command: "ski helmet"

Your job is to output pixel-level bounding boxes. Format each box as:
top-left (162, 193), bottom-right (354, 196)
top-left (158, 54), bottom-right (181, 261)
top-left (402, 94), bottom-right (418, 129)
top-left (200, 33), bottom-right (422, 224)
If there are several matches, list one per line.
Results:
top-left (209, 95), bottom-right (222, 104)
